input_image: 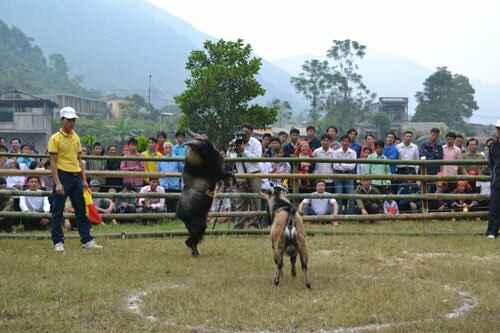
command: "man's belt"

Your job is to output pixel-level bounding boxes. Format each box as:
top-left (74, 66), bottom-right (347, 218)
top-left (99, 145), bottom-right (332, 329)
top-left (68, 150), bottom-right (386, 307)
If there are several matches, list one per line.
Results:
top-left (334, 170), bottom-right (354, 174)
top-left (58, 170), bottom-right (81, 176)
top-left (397, 167), bottom-right (416, 171)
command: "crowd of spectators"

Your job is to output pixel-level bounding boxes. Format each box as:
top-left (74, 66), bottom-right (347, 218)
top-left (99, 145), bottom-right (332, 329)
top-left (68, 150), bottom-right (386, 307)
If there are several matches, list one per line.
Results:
top-left (0, 131), bottom-right (186, 231)
top-left (228, 124), bottom-right (492, 227)
top-left (0, 123), bottom-right (494, 231)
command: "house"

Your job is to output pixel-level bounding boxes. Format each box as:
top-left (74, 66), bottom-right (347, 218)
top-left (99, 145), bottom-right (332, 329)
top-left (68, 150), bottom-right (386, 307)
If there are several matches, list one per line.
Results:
top-left (106, 97), bottom-right (131, 119)
top-left (370, 97), bottom-right (409, 134)
top-left (0, 90), bottom-right (56, 151)
top-left (48, 94), bottom-right (108, 118)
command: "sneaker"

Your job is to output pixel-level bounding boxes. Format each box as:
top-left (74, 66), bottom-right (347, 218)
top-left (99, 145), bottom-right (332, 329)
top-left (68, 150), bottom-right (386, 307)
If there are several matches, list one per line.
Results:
top-left (487, 235), bottom-right (496, 239)
top-left (54, 242), bottom-right (65, 252)
top-left (81, 240), bottom-right (103, 249)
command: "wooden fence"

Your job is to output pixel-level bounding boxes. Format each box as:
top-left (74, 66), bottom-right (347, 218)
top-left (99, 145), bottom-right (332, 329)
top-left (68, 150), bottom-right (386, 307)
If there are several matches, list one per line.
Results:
top-left (0, 153), bottom-right (491, 227)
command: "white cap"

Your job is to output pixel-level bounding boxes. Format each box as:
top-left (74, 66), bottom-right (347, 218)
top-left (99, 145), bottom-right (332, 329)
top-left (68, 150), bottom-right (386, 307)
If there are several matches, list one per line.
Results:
top-left (60, 106), bottom-right (78, 119)
top-left (496, 119), bottom-right (500, 128)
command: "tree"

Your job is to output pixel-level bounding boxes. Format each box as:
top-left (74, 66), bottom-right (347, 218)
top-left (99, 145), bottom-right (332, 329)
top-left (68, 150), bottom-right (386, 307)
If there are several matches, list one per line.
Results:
top-left (323, 39), bottom-right (376, 132)
top-left (122, 94), bottom-right (160, 120)
top-left (292, 40), bottom-right (375, 131)
top-left (175, 39), bottom-right (277, 146)
top-left (112, 118), bottom-right (134, 144)
top-left (291, 59), bottom-right (330, 127)
top-left (49, 54), bottom-right (69, 77)
top-left (371, 112), bottom-right (392, 138)
top-left (0, 20), bottom-right (98, 97)
top-left (81, 135), bottom-right (97, 148)
top-left (413, 67), bottom-right (478, 130)
top-left (126, 94), bottom-right (148, 108)
top-left (271, 99), bottom-right (292, 128)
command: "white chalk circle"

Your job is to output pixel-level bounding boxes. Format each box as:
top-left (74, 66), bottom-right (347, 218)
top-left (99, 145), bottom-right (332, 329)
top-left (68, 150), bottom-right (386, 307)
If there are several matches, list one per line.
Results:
top-left (126, 283), bottom-right (478, 333)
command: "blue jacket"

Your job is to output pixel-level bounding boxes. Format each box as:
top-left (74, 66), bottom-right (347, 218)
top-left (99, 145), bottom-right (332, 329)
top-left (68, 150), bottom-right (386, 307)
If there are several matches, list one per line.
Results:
top-left (173, 143), bottom-right (187, 173)
top-left (158, 160), bottom-right (182, 190)
top-left (350, 142), bottom-right (361, 157)
top-left (173, 144), bottom-right (186, 157)
top-left (17, 157), bottom-right (34, 169)
top-left (384, 144), bottom-right (399, 173)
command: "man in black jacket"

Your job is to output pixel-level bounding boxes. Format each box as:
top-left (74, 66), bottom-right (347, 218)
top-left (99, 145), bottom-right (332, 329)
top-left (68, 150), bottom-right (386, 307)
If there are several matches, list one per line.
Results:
top-left (486, 121), bottom-right (500, 239)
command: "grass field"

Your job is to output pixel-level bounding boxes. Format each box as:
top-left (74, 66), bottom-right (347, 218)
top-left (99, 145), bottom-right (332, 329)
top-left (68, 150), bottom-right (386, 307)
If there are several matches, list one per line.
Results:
top-left (1, 221), bottom-right (500, 333)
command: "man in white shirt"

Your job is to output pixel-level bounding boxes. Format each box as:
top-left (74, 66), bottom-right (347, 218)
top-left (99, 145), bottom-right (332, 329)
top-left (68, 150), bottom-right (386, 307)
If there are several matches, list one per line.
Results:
top-left (396, 131), bottom-right (419, 175)
top-left (332, 135), bottom-right (357, 213)
top-left (234, 125), bottom-right (262, 174)
top-left (233, 124), bottom-right (263, 228)
top-left (299, 180), bottom-right (339, 225)
top-left (395, 130), bottom-right (419, 192)
top-left (20, 176), bottom-right (51, 230)
top-left (138, 178), bottom-right (166, 213)
top-left (313, 134), bottom-right (335, 192)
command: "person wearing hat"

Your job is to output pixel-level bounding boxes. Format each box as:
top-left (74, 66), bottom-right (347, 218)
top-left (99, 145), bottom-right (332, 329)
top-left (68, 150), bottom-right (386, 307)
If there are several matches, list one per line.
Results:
top-left (486, 120), bottom-right (500, 239)
top-left (89, 179), bottom-right (114, 216)
top-left (48, 107), bottom-right (103, 251)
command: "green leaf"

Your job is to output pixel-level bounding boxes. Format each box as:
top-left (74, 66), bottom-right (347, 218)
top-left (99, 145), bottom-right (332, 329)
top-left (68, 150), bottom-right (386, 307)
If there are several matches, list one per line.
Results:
top-left (175, 38), bottom-right (277, 147)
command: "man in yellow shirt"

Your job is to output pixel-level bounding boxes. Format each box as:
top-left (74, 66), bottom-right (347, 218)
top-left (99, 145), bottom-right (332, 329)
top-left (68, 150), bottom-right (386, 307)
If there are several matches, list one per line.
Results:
top-left (143, 137), bottom-right (162, 184)
top-left (48, 107), bottom-right (102, 252)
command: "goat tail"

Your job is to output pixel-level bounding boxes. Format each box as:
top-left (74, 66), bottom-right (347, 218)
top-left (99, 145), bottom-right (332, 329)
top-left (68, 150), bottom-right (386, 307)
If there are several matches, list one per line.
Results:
top-left (283, 207), bottom-right (297, 242)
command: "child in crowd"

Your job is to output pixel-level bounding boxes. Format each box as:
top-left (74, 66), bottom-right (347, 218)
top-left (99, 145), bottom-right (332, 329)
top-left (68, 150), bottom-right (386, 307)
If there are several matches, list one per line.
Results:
top-left (17, 144), bottom-right (34, 170)
top-left (107, 187), bottom-right (119, 225)
top-left (397, 180), bottom-right (421, 213)
top-left (383, 199), bottom-right (399, 215)
top-left (451, 181), bottom-right (479, 212)
top-left (116, 184), bottom-right (138, 214)
top-left (89, 179), bottom-right (114, 216)
top-left (430, 179), bottom-right (450, 211)
top-left (295, 141), bottom-right (313, 192)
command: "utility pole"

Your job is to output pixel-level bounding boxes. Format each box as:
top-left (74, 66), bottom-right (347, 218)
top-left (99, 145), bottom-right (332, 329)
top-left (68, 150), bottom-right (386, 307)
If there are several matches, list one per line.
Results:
top-left (147, 74), bottom-right (152, 107)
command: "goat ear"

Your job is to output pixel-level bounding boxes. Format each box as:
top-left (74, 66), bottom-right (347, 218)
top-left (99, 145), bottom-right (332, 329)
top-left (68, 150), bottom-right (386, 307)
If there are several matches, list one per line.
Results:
top-left (187, 128), bottom-right (208, 140)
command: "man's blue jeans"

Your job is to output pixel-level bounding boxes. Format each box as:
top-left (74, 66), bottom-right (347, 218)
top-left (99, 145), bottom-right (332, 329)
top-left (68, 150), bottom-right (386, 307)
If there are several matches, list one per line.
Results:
top-left (51, 171), bottom-right (92, 245)
top-left (334, 180), bottom-right (354, 214)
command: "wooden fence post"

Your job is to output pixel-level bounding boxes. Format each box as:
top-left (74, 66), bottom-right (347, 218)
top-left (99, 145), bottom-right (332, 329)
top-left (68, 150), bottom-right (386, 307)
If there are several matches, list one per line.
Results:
top-left (292, 160), bottom-right (299, 195)
top-left (421, 163), bottom-right (429, 213)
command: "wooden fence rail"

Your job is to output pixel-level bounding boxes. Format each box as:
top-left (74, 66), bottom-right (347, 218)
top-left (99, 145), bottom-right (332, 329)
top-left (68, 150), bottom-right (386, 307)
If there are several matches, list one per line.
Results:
top-left (0, 169), bottom-right (491, 181)
top-left (0, 152), bottom-right (489, 165)
top-left (0, 210), bottom-right (488, 222)
top-left (0, 189), bottom-right (488, 201)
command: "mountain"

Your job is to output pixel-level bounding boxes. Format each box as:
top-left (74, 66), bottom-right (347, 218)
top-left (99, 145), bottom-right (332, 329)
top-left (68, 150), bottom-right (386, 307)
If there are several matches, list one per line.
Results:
top-left (273, 52), bottom-right (499, 125)
top-left (0, 0), bottom-right (303, 108)
top-left (0, 20), bottom-right (95, 96)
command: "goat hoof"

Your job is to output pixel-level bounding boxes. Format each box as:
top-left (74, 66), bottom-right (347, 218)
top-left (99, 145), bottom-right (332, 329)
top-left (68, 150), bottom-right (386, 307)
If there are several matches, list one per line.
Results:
top-left (185, 238), bottom-right (199, 257)
top-left (305, 282), bottom-right (312, 289)
top-left (291, 269), bottom-right (297, 277)
top-left (273, 274), bottom-right (280, 286)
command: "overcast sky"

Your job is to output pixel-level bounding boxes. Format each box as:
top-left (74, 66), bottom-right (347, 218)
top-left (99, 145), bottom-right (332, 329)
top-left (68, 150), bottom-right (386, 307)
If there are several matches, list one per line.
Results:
top-left (149, 0), bottom-right (500, 84)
